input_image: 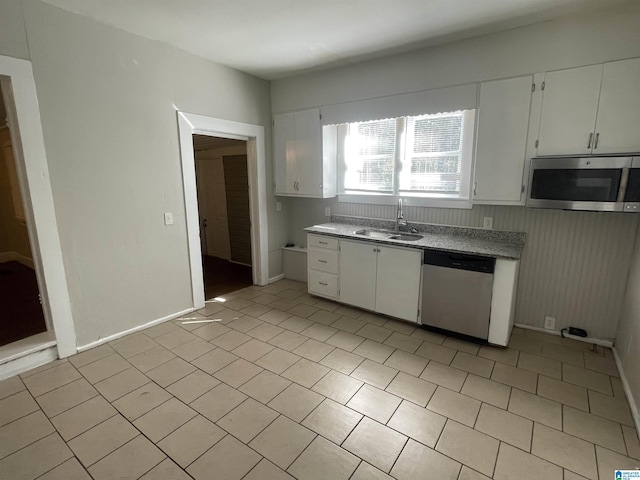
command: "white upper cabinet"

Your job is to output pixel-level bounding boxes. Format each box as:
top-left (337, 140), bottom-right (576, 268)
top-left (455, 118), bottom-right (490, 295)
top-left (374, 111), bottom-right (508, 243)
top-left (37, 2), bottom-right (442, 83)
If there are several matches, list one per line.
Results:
top-left (537, 58), bottom-right (640, 156)
top-left (593, 58), bottom-right (640, 154)
top-left (537, 64), bottom-right (602, 156)
top-left (473, 75), bottom-right (534, 204)
top-left (274, 108), bottom-right (336, 198)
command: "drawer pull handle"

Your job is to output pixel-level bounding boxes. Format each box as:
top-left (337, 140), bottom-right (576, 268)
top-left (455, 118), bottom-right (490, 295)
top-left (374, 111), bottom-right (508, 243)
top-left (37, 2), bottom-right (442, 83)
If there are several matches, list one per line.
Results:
top-left (318, 260), bottom-right (328, 263)
top-left (319, 282), bottom-right (328, 286)
top-left (319, 241), bottom-right (328, 245)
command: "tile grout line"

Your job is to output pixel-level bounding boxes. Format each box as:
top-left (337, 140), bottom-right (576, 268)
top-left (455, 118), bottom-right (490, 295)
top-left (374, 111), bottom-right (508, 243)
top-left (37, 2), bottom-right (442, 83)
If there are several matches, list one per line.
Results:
top-left (4, 284), bottom-right (638, 479)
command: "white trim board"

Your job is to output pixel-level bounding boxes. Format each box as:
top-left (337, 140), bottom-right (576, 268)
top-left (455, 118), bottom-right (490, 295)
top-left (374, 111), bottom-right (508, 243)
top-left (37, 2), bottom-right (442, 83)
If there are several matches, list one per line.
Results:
top-left (513, 323), bottom-right (614, 348)
top-left (0, 331), bottom-right (57, 380)
top-left (77, 307), bottom-right (193, 352)
top-left (177, 112), bottom-right (269, 312)
top-left (0, 346), bottom-right (57, 381)
top-left (0, 55), bottom-right (76, 358)
top-left (612, 347), bottom-right (640, 441)
top-left (269, 274), bottom-right (285, 284)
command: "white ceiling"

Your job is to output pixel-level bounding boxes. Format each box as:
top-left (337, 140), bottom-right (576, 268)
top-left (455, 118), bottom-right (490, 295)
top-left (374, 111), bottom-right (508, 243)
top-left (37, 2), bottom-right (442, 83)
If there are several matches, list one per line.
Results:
top-left (42, 0), bottom-right (630, 80)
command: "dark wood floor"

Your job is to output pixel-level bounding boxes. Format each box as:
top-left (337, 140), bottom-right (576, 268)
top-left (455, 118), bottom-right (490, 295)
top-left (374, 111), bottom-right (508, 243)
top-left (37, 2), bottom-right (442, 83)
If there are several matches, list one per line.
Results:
top-left (0, 261), bottom-right (47, 347)
top-left (202, 255), bottom-right (252, 300)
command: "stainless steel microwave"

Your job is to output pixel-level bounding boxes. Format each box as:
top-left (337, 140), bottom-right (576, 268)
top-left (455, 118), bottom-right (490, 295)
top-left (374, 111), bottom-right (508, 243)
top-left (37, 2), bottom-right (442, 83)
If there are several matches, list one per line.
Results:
top-left (527, 156), bottom-right (640, 213)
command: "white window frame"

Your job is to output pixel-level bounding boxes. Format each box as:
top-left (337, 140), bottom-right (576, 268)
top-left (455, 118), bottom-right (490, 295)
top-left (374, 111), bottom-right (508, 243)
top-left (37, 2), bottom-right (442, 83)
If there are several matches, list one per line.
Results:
top-left (334, 110), bottom-right (475, 209)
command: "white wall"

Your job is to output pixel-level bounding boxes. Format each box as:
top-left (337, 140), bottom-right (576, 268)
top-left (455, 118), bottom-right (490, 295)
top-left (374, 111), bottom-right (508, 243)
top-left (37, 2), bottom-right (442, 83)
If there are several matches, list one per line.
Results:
top-left (272, 3), bottom-right (640, 112)
top-left (0, 0), bottom-right (30, 60)
top-left (271, 2), bottom-right (640, 340)
top-left (14, 0), bottom-right (286, 346)
top-left (616, 223), bottom-right (640, 430)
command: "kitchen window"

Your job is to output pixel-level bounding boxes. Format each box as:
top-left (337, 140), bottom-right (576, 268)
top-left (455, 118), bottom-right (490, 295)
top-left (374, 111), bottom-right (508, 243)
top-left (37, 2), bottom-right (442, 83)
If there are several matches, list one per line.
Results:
top-left (336, 110), bottom-right (475, 205)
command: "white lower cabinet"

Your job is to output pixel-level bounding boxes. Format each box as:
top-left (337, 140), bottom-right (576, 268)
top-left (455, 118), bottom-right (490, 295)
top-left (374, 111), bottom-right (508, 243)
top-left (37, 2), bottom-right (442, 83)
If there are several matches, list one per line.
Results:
top-left (338, 240), bottom-right (377, 310)
top-left (307, 234), bottom-right (339, 300)
top-left (339, 239), bottom-right (422, 323)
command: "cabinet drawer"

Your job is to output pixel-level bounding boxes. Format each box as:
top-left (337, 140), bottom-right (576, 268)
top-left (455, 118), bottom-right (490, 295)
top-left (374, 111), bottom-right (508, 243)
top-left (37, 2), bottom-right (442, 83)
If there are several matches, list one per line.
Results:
top-left (308, 234), bottom-right (338, 250)
top-left (308, 270), bottom-right (339, 299)
top-left (308, 249), bottom-right (338, 274)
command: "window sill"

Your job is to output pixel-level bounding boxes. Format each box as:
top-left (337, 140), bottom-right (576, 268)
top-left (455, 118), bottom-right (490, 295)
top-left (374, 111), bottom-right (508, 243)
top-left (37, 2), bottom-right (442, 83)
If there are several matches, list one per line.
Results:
top-left (337, 193), bottom-right (473, 209)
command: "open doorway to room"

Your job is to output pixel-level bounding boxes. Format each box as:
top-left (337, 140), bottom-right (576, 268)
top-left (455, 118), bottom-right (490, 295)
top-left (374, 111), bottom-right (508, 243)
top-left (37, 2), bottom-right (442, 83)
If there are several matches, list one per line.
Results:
top-left (0, 91), bottom-right (47, 346)
top-left (193, 135), bottom-right (253, 299)
top-left (0, 56), bottom-right (75, 376)
top-left (177, 111), bottom-right (269, 312)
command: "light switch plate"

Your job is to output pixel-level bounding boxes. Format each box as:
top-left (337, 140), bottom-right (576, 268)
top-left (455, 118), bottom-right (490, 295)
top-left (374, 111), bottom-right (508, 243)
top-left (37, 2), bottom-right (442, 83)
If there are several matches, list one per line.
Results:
top-left (324, 207), bottom-right (331, 217)
top-left (483, 216), bottom-right (493, 229)
top-left (276, 201), bottom-right (282, 212)
top-left (164, 212), bottom-right (174, 225)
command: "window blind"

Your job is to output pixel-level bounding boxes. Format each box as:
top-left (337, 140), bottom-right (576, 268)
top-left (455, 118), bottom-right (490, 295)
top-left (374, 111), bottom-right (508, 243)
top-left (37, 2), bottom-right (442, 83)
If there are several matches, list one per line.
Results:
top-left (344, 118), bottom-right (396, 192)
top-left (400, 112), bottom-right (466, 194)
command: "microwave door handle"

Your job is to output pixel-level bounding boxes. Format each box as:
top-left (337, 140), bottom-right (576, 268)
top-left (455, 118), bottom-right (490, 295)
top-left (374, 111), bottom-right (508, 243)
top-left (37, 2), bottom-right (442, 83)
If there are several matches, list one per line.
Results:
top-left (618, 168), bottom-right (630, 203)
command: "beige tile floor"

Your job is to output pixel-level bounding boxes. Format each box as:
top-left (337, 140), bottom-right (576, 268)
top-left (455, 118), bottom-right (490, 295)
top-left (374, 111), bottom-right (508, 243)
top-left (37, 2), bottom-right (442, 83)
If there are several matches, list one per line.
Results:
top-left (1, 279), bottom-right (639, 479)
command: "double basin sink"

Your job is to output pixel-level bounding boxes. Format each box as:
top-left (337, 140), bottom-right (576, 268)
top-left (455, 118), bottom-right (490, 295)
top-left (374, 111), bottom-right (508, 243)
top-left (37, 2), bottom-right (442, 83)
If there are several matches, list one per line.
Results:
top-left (354, 229), bottom-right (423, 242)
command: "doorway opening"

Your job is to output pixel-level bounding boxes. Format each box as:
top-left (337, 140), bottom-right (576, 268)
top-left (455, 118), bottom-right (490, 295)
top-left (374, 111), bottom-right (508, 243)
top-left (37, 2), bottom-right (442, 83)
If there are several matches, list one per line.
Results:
top-left (0, 55), bottom-right (75, 377)
top-left (177, 112), bottom-right (269, 312)
top-left (193, 135), bottom-right (253, 299)
top-left (0, 90), bottom-right (47, 346)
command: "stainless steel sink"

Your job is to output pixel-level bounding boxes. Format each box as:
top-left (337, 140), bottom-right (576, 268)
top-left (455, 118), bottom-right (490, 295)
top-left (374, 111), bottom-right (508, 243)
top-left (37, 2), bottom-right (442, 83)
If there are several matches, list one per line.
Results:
top-left (354, 229), bottom-right (423, 241)
top-left (387, 233), bottom-right (423, 241)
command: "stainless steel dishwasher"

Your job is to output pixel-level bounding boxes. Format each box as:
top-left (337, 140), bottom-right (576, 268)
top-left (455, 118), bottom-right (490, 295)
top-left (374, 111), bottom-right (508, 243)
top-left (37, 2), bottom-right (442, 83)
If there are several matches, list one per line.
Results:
top-left (420, 250), bottom-right (495, 341)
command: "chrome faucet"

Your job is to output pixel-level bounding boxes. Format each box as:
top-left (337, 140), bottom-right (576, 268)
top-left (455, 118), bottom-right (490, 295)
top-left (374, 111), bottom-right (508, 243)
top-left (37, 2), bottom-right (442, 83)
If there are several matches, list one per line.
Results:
top-left (396, 198), bottom-right (407, 231)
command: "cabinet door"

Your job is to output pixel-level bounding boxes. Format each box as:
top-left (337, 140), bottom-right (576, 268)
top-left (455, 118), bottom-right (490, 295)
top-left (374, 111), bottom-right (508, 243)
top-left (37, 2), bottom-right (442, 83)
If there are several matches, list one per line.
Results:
top-left (339, 240), bottom-right (377, 311)
top-left (273, 108), bottom-right (322, 196)
top-left (537, 65), bottom-right (602, 156)
top-left (292, 109), bottom-right (322, 196)
top-left (474, 76), bottom-right (532, 204)
top-left (274, 111), bottom-right (297, 195)
top-left (375, 246), bottom-right (422, 322)
top-left (593, 58), bottom-right (640, 154)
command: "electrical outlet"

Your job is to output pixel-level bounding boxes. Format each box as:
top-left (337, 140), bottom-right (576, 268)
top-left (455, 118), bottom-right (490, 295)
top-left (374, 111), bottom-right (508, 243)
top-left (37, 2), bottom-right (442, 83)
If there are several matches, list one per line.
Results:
top-left (324, 207), bottom-right (331, 217)
top-left (276, 201), bottom-right (282, 212)
top-left (544, 316), bottom-right (556, 330)
top-left (483, 216), bottom-right (493, 229)
top-left (164, 212), bottom-right (173, 225)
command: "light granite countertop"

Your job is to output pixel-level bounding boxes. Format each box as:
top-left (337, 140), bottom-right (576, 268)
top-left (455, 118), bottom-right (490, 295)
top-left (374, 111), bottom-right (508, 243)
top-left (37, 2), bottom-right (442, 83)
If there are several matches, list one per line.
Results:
top-left (304, 215), bottom-right (525, 260)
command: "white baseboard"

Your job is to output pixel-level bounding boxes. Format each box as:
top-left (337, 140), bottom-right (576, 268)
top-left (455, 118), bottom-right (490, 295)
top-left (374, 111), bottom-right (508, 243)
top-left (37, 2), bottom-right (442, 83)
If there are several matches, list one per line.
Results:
top-left (76, 307), bottom-right (194, 353)
top-left (612, 347), bottom-right (640, 441)
top-left (514, 323), bottom-right (613, 348)
top-left (0, 251), bottom-right (34, 269)
top-left (269, 274), bottom-right (285, 284)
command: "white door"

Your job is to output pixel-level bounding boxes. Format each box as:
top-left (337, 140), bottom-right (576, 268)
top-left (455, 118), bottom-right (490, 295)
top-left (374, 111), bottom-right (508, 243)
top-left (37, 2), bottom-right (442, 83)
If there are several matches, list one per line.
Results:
top-left (474, 75), bottom-right (533, 204)
top-left (273, 111), bottom-right (297, 195)
top-left (537, 64), bottom-right (602, 156)
top-left (593, 58), bottom-right (640, 154)
top-left (375, 246), bottom-right (422, 322)
top-left (196, 158), bottom-right (230, 259)
top-left (339, 239), bottom-right (377, 311)
top-left (292, 108), bottom-right (322, 196)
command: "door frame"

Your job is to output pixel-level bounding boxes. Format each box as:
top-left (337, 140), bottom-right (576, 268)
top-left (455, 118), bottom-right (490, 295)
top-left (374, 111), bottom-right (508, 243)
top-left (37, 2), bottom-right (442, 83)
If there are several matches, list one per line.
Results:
top-left (177, 112), bottom-right (268, 309)
top-left (0, 55), bottom-right (76, 357)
